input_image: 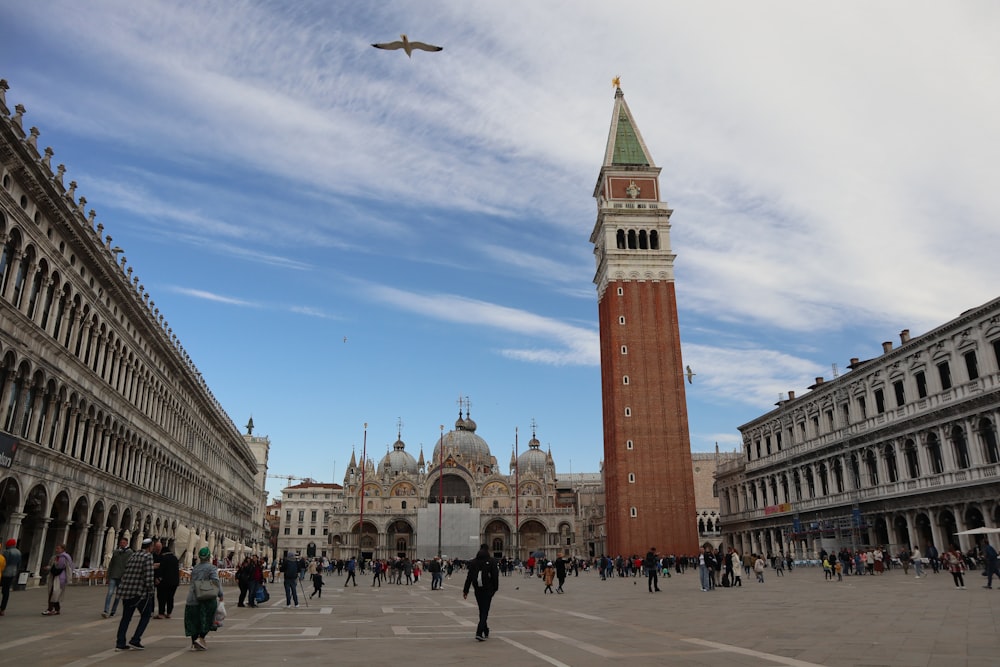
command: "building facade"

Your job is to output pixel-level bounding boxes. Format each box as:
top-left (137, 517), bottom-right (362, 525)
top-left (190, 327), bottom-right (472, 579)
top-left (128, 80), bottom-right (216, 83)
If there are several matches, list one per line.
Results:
top-left (590, 83), bottom-right (698, 557)
top-left (325, 409), bottom-right (582, 563)
top-left (716, 297), bottom-right (1000, 559)
top-left (0, 78), bottom-right (266, 583)
top-left (275, 481), bottom-right (343, 559)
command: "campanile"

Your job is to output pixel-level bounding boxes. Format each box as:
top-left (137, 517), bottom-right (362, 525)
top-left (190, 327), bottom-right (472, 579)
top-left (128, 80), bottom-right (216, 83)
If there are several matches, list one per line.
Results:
top-left (590, 82), bottom-right (698, 557)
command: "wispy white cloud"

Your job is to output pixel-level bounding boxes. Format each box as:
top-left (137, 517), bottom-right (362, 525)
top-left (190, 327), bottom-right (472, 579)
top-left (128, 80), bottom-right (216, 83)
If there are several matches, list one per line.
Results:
top-left (168, 287), bottom-right (259, 307)
top-left (364, 283), bottom-right (599, 366)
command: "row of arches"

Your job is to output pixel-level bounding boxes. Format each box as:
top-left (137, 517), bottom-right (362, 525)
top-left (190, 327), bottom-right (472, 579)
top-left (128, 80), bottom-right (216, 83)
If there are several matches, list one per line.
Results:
top-left (615, 228), bottom-right (660, 251)
top-left (0, 472), bottom-right (247, 583)
top-left (0, 213), bottom-right (244, 475)
top-left (734, 502), bottom-right (1000, 559)
top-left (331, 516), bottom-right (572, 561)
top-left (728, 417), bottom-right (1000, 513)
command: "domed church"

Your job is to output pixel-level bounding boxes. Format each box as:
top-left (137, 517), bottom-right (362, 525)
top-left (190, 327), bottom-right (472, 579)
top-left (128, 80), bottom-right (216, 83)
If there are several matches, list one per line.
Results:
top-left (329, 404), bottom-right (576, 561)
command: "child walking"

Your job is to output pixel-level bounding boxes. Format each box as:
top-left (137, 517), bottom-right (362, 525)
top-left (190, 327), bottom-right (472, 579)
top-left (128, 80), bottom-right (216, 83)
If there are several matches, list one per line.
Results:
top-left (310, 570), bottom-right (324, 598)
top-left (542, 562), bottom-right (556, 594)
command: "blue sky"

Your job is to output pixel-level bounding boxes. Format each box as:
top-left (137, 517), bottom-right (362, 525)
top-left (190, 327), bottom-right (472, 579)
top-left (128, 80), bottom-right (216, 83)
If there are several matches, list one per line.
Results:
top-left (3, 1), bottom-right (999, 503)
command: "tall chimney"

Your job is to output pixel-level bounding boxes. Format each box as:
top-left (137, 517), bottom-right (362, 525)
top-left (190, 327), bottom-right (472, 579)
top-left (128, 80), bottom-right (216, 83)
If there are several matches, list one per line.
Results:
top-left (788, 390), bottom-right (796, 400)
top-left (900, 329), bottom-right (911, 344)
top-left (882, 341), bottom-right (893, 354)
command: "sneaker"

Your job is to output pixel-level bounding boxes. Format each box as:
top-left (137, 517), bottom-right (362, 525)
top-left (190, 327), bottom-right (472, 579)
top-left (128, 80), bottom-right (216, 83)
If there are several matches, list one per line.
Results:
top-left (475, 635), bottom-right (486, 642)
top-left (101, 612), bottom-right (109, 618)
top-left (114, 646), bottom-right (131, 652)
top-left (190, 645), bottom-right (199, 651)
top-left (194, 637), bottom-right (207, 650)
top-left (128, 641), bottom-right (145, 650)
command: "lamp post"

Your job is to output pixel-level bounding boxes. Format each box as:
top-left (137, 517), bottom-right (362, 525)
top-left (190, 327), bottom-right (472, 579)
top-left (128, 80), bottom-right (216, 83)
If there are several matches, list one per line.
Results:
top-left (437, 424), bottom-right (444, 558)
top-left (358, 423), bottom-right (367, 562)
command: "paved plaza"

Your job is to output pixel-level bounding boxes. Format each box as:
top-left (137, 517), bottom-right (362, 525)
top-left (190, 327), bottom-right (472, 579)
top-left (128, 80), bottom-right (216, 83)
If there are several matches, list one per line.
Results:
top-left (0, 565), bottom-right (997, 667)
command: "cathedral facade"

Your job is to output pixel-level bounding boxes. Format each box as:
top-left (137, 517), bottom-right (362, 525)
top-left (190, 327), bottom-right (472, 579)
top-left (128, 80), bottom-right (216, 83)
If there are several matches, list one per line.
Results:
top-left (327, 409), bottom-right (577, 562)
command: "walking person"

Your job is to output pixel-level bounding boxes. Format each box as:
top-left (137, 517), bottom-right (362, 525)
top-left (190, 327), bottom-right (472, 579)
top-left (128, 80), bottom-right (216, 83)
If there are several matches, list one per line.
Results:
top-left (153, 540), bottom-right (179, 619)
top-left (345, 556), bottom-right (357, 587)
top-left (555, 552), bottom-right (567, 593)
top-left (982, 540), bottom-right (999, 589)
top-left (280, 551), bottom-right (300, 607)
top-left (102, 536), bottom-right (132, 618)
top-left (754, 554), bottom-right (766, 583)
top-left (429, 556), bottom-right (443, 590)
top-left (912, 545), bottom-right (924, 578)
top-left (463, 544), bottom-right (499, 641)
top-left (310, 569), bottom-right (324, 598)
top-left (698, 544), bottom-right (711, 592)
top-left (943, 543), bottom-right (966, 589)
top-left (184, 546), bottom-right (223, 651)
top-left (1, 538), bottom-right (22, 616)
top-left (644, 547), bottom-right (661, 593)
top-left (42, 544), bottom-right (74, 615)
top-left (115, 538), bottom-right (155, 651)
top-left (542, 561), bottom-right (555, 594)
top-left (731, 550), bottom-right (743, 587)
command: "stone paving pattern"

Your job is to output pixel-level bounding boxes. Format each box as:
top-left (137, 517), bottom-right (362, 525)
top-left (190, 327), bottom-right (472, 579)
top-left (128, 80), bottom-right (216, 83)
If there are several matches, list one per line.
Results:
top-left (0, 565), bottom-right (997, 666)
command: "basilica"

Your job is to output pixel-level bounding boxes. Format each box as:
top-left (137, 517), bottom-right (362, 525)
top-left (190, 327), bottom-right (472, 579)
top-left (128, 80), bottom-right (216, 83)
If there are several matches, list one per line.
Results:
top-left (327, 408), bottom-right (581, 562)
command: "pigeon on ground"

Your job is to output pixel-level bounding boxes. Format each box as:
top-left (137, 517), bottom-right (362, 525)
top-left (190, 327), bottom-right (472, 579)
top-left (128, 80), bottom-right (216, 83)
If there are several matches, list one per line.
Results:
top-left (372, 34), bottom-right (443, 58)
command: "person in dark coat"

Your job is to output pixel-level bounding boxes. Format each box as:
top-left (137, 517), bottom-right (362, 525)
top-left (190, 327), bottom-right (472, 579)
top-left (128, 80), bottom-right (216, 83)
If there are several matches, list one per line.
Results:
top-left (153, 540), bottom-right (180, 619)
top-left (462, 545), bottom-right (500, 641)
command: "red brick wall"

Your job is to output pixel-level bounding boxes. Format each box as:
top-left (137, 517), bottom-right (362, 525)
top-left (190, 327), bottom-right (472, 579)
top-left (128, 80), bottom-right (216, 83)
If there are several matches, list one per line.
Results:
top-left (598, 279), bottom-right (699, 557)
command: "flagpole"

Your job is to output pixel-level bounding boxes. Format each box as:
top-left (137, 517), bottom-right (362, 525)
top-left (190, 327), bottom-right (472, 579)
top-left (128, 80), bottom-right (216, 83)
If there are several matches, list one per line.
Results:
top-left (437, 424), bottom-right (445, 558)
top-left (358, 423), bottom-right (367, 561)
top-left (514, 426), bottom-right (520, 562)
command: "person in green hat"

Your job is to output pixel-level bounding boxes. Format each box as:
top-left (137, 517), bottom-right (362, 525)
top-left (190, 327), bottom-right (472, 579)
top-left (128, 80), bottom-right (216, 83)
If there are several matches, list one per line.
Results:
top-left (184, 547), bottom-right (223, 650)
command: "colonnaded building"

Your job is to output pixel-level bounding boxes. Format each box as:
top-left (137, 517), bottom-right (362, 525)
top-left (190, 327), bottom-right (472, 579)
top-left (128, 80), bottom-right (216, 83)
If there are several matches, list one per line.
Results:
top-left (716, 297), bottom-right (1000, 559)
top-left (0, 79), bottom-right (269, 585)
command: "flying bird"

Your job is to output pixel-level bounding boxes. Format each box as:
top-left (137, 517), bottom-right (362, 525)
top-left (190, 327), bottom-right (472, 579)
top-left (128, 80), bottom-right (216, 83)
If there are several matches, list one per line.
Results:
top-left (371, 34), bottom-right (443, 58)
top-left (685, 365), bottom-right (696, 384)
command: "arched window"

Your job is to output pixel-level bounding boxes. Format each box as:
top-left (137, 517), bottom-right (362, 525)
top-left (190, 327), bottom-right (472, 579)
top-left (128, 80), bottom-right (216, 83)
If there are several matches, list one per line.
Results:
top-left (884, 444), bottom-right (899, 483)
top-left (979, 418), bottom-right (1000, 464)
top-left (865, 450), bottom-right (879, 486)
top-left (638, 229), bottom-right (648, 249)
top-left (952, 425), bottom-right (971, 469)
top-left (649, 230), bottom-right (659, 249)
top-left (927, 433), bottom-right (944, 474)
top-left (904, 439), bottom-right (920, 478)
top-left (616, 229), bottom-right (626, 249)
top-left (627, 229), bottom-right (637, 249)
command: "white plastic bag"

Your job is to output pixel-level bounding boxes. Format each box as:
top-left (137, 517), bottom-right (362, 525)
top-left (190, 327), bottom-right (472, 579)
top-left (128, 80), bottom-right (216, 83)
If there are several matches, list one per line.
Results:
top-left (213, 600), bottom-right (227, 628)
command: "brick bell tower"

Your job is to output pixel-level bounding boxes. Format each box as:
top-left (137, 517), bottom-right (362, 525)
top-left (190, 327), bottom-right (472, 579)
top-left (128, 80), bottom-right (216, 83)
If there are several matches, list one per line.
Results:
top-left (590, 81), bottom-right (698, 558)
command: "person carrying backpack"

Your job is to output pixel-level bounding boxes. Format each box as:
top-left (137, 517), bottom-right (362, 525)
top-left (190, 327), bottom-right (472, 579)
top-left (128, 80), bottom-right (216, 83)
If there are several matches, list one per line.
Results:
top-left (462, 544), bottom-right (499, 642)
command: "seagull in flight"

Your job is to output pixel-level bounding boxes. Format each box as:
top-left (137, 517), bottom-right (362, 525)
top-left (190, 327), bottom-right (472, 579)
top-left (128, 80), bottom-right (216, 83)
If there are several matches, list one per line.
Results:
top-left (372, 34), bottom-right (443, 58)
top-left (685, 365), bottom-right (696, 384)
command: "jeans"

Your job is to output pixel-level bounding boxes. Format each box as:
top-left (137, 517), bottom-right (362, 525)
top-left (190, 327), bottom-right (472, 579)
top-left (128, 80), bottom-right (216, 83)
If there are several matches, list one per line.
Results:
top-left (104, 578), bottom-right (122, 615)
top-left (1, 575), bottom-right (15, 611)
top-left (474, 588), bottom-right (494, 637)
top-left (698, 564), bottom-right (710, 590)
top-left (117, 595), bottom-right (154, 648)
top-left (283, 577), bottom-right (299, 605)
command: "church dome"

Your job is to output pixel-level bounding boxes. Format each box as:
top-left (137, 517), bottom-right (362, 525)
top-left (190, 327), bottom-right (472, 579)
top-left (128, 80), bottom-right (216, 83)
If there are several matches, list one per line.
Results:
top-left (378, 437), bottom-right (418, 476)
top-left (432, 409), bottom-right (492, 466)
top-left (516, 434), bottom-right (548, 477)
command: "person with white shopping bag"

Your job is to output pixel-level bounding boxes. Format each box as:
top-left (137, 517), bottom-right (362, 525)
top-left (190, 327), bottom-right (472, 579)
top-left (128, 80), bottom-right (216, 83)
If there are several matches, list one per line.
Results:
top-left (184, 547), bottom-right (223, 651)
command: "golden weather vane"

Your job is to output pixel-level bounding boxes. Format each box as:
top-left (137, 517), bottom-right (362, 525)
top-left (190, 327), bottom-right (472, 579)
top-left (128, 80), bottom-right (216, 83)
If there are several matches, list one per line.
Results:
top-left (612, 75), bottom-right (621, 88)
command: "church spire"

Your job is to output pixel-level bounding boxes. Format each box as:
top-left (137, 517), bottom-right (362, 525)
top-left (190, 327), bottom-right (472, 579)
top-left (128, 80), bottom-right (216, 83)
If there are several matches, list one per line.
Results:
top-left (602, 79), bottom-right (655, 168)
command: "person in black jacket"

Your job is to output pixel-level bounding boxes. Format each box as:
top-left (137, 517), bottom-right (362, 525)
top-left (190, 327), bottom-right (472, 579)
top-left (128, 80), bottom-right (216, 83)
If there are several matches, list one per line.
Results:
top-left (462, 545), bottom-right (499, 641)
top-left (153, 540), bottom-right (180, 619)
